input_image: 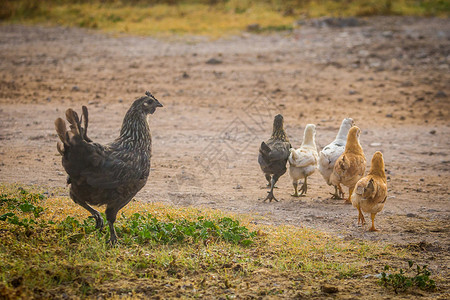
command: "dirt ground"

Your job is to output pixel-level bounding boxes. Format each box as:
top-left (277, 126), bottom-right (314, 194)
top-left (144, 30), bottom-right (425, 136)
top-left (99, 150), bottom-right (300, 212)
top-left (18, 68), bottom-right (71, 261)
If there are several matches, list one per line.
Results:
top-left (0, 16), bottom-right (449, 295)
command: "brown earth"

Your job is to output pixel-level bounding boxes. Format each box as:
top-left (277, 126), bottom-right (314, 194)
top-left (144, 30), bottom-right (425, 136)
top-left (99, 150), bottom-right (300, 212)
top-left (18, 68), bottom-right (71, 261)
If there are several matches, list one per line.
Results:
top-left (0, 16), bottom-right (449, 298)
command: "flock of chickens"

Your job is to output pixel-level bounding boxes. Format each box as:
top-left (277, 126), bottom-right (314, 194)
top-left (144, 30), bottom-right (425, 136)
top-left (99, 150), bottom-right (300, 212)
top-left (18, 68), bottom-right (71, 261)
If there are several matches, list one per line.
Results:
top-left (54, 92), bottom-right (387, 244)
top-left (258, 115), bottom-right (388, 232)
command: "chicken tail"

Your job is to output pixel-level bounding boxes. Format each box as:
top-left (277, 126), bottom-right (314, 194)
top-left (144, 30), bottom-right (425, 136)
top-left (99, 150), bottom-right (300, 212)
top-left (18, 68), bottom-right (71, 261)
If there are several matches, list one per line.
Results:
top-left (55, 107), bottom-right (92, 156)
top-left (289, 148), bottom-right (298, 161)
top-left (260, 142), bottom-right (271, 155)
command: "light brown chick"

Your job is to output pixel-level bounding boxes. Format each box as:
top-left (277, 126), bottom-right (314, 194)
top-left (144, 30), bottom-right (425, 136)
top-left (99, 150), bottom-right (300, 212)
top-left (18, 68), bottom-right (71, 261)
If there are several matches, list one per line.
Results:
top-left (351, 151), bottom-right (387, 231)
top-left (330, 126), bottom-right (366, 203)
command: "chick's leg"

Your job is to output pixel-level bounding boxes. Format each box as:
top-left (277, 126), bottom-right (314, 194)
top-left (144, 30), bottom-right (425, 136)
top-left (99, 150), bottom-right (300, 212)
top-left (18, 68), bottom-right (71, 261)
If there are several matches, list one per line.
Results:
top-left (357, 205), bottom-right (365, 226)
top-left (299, 176), bottom-right (308, 196)
top-left (344, 187), bottom-right (354, 204)
top-left (336, 184), bottom-right (345, 200)
top-left (291, 181), bottom-right (299, 197)
top-left (369, 213), bottom-right (378, 232)
top-left (264, 174), bottom-right (280, 202)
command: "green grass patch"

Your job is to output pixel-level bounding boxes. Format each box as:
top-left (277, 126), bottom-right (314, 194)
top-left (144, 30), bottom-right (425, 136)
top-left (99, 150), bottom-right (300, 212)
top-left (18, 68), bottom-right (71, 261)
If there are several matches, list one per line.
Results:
top-left (0, 184), bottom-right (436, 298)
top-left (380, 261), bottom-right (436, 294)
top-left (1, 1), bottom-right (448, 37)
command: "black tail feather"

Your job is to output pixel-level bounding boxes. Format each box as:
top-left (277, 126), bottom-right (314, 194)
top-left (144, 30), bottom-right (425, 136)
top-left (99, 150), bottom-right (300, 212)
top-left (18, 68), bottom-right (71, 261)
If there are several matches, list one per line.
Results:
top-left (81, 106), bottom-right (92, 142)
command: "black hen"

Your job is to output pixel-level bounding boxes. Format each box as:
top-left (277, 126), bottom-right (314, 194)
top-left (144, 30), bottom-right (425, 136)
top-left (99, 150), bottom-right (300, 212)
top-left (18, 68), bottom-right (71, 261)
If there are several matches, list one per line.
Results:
top-left (258, 114), bottom-right (291, 202)
top-left (55, 91), bottom-right (163, 244)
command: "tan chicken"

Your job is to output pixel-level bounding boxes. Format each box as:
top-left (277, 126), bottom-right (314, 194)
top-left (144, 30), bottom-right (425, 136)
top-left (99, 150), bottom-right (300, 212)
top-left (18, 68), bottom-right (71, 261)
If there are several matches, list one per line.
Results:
top-left (330, 126), bottom-right (366, 204)
top-left (351, 151), bottom-right (387, 231)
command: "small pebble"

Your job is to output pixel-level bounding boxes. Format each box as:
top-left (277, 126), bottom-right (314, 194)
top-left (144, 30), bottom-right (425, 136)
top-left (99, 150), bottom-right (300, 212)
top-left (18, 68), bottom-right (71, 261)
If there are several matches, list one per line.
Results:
top-left (435, 91), bottom-right (447, 98)
top-left (206, 58), bottom-right (222, 65)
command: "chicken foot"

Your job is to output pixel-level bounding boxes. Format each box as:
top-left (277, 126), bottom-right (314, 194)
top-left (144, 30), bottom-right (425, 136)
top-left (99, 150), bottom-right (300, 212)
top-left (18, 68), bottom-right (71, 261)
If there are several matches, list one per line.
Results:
top-left (264, 175), bottom-right (280, 202)
top-left (329, 185), bottom-right (342, 199)
top-left (88, 214), bottom-right (104, 230)
top-left (72, 193), bottom-right (104, 230)
top-left (335, 184), bottom-right (346, 201)
top-left (369, 213), bottom-right (378, 232)
top-left (357, 205), bottom-right (366, 226)
top-left (293, 177), bottom-right (308, 197)
top-left (298, 176), bottom-right (308, 196)
top-left (342, 187), bottom-right (354, 204)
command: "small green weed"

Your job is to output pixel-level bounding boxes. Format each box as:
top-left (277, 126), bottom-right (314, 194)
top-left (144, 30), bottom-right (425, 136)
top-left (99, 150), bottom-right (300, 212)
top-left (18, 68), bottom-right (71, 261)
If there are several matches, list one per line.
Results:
top-left (380, 260), bottom-right (436, 294)
top-left (0, 188), bottom-right (46, 228)
top-left (118, 213), bottom-right (256, 246)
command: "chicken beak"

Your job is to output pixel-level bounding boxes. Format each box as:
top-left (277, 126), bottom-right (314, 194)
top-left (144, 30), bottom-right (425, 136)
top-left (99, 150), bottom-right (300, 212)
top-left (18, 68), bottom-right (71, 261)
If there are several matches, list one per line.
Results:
top-left (155, 100), bottom-right (163, 108)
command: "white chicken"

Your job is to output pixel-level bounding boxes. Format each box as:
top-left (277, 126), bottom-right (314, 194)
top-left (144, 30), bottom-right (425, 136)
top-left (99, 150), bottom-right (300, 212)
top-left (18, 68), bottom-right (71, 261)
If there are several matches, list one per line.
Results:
top-left (288, 124), bottom-right (318, 197)
top-left (318, 118), bottom-right (354, 198)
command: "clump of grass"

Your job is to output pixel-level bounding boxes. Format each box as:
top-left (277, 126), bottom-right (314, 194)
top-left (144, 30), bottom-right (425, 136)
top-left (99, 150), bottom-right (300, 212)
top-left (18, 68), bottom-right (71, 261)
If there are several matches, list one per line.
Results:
top-left (380, 260), bottom-right (436, 294)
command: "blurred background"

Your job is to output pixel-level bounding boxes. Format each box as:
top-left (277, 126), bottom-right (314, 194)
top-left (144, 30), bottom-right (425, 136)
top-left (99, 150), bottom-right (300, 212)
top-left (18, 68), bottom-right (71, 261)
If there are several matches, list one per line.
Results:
top-left (1, 0), bottom-right (449, 37)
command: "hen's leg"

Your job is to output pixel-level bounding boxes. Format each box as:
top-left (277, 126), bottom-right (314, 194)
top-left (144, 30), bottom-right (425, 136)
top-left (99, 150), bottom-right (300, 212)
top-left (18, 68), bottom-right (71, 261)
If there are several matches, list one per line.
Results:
top-left (265, 174), bottom-right (272, 187)
top-left (291, 181), bottom-right (299, 197)
top-left (71, 192), bottom-right (104, 230)
top-left (330, 185), bottom-right (342, 199)
top-left (264, 174), bottom-right (280, 202)
top-left (105, 198), bottom-right (134, 245)
top-left (299, 176), bottom-right (308, 196)
top-left (369, 213), bottom-right (378, 232)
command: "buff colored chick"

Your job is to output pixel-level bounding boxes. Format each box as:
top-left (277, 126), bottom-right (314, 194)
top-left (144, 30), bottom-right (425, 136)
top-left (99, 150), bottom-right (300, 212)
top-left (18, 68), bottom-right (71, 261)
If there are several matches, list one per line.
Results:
top-left (351, 151), bottom-right (387, 231)
top-left (288, 124), bottom-right (318, 197)
top-left (330, 126), bottom-right (366, 203)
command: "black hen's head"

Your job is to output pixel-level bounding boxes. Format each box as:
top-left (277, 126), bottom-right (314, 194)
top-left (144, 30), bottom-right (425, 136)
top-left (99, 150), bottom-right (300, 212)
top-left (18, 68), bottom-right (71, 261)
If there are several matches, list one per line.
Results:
top-left (271, 114), bottom-right (288, 141)
top-left (273, 114), bottom-right (283, 129)
top-left (131, 91), bottom-right (163, 115)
